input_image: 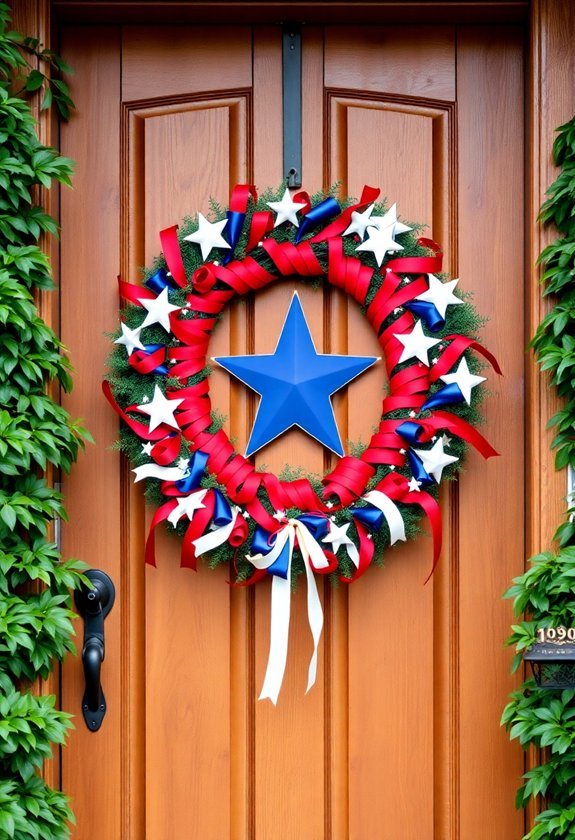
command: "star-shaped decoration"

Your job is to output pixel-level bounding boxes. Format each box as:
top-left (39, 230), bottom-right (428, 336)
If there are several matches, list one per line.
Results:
top-left (441, 434), bottom-right (452, 447)
top-left (114, 323), bottom-right (144, 356)
top-left (177, 457), bottom-right (190, 471)
top-left (213, 293), bottom-right (379, 457)
top-left (167, 490), bottom-right (208, 526)
top-left (416, 274), bottom-right (463, 319)
top-left (407, 477), bottom-right (422, 492)
top-left (342, 203), bottom-right (376, 239)
top-left (272, 509), bottom-right (287, 521)
top-left (413, 438), bottom-right (458, 483)
top-left (322, 521), bottom-right (355, 553)
top-left (267, 188), bottom-right (307, 228)
top-left (394, 320), bottom-right (441, 366)
top-left (141, 441), bottom-right (153, 456)
top-left (183, 212), bottom-right (230, 261)
top-left (440, 357), bottom-right (486, 404)
top-left (137, 385), bottom-right (184, 432)
top-left (356, 224), bottom-right (404, 266)
top-left (367, 203), bottom-right (412, 238)
top-left (138, 287), bottom-right (181, 333)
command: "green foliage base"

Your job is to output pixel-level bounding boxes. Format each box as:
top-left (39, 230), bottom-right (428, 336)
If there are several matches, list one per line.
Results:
top-left (503, 116), bottom-right (575, 838)
top-left (0, 5), bottom-right (86, 839)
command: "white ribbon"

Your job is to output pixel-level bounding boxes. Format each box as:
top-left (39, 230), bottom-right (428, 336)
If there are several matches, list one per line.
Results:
top-left (362, 490), bottom-right (407, 545)
top-left (193, 506), bottom-right (242, 557)
top-left (247, 519), bottom-right (330, 705)
top-left (345, 539), bottom-right (360, 568)
top-left (132, 463), bottom-right (188, 483)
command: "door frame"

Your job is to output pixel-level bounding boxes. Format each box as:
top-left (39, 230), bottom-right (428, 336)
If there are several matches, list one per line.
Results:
top-left (12, 0), bottom-right (575, 835)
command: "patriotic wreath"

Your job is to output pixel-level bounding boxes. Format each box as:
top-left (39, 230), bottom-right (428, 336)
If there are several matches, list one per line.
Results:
top-left (104, 184), bottom-right (500, 702)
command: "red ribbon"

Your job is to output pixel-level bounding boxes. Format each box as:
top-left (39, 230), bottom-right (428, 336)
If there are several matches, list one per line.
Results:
top-left (129, 346), bottom-right (166, 375)
top-left (341, 520), bottom-right (374, 583)
top-left (118, 277), bottom-right (156, 304)
top-left (246, 211), bottom-right (275, 253)
top-left (430, 335), bottom-right (502, 381)
top-left (378, 473), bottom-right (443, 580)
top-left (151, 434), bottom-right (180, 466)
top-left (229, 184), bottom-right (258, 212)
top-left (159, 225), bottom-right (187, 288)
top-left (386, 237), bottom-right (443, 275)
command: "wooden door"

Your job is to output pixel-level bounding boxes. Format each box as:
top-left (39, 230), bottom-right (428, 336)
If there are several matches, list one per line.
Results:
top-left (59, 21), bottom-right (525, 839)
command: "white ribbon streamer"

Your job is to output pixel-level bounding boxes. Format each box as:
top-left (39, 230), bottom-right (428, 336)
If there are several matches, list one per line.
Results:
top-left (193, 506), bottom-right (242, 557)
top-left (346, 539), bottom-right (360, 568)
top-left (132, 463), bottom-right (188, 483)
top-left (247, 519), bottom-right (329, 704)
top-left (362, 490), bottom-right (407, 545)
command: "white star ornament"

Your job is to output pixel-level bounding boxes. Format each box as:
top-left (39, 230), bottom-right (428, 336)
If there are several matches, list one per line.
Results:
top-left (342, 203), bottom-right (376, 239)
top-left (267, 188), bottom-right (307, 228)
top-left (394, 320), bottom-right (441, 366)
top-left (167, 490), bottom-right (208, 526)
top-left (440, 357), bottom-right (486, 405)
top-left (322, 521), bottom-right (355, 553)
top-left (416, 274), bottom-right (463, 319)
top-left (114, 323), bottom-right (144, 356)
top-left (184, 212), bottom-right (230, 261)
top-left (138, 286), bottom-right (181, 333)
top-left (367, 203), bottom-right (412, 237)
top-left (137, 385), bottom-right (184, 432)
top-left (413, 438), bottom-right (459, 483)
top-left (356, 223), bottom-right (404, 266)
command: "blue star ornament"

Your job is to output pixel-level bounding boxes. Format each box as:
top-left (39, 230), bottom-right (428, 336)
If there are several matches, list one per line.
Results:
top-left (213, 294), bottom-right (379, 457)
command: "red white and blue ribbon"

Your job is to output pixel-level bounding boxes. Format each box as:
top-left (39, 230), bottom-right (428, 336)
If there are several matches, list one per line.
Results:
top-left (104, 183), bottom-right (501, 702)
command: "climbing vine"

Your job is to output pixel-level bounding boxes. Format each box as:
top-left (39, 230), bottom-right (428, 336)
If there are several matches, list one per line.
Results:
top-left (0, 5), bottom-right (87, 839)
top-left (502, 116), bottom-right (575, 839)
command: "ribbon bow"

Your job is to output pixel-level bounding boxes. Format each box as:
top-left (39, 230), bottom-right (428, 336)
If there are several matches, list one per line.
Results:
top-left (247, 516), bottom-right (334, 704)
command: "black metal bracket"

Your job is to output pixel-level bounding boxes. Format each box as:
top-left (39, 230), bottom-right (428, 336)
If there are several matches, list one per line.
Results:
top-left (74, 570), bottom-right (115, 732)
top-left (282, 25), bottom-right (302, 188)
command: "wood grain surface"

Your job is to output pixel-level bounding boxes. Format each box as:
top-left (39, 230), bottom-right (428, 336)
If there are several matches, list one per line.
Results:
top-left (58, 17), bottom-right (533, 840)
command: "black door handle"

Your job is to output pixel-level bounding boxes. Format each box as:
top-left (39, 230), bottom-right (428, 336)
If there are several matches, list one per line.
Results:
top-left (74, 569), bottom-right (115, 732)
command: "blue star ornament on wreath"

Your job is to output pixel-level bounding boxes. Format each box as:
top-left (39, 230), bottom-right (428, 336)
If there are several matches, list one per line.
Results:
top-left (214, 292), bottom-right (379, 456)
top-left (104, 183), bottom-right (501, 703)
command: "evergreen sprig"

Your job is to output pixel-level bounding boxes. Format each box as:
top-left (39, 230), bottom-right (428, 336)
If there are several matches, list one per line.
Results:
top-left (0, 5), bottom-right (86, 839)
top-left (502, 115), bottom-right (575, 838)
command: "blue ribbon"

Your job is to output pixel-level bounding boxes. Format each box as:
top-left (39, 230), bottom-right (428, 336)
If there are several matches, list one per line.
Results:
top-left (223, 210), bottom-right (245, 264)
top-left (145, 267), bottom-right (178, 295)
top-left (349, 503), bottom-right (383, 530)
top-left (252, 525), bottom-right (275, 556)
top-left (404, 300), bottom-right (444, 332)
top-left (407, 450), bottom-right (434, 486)
top-left (142, 343), bottom-right (169, 375)
top-left (297, 513), bottom-right (329, 541)
top-left (421, 383), bottom-right (465, 412)
top-left (175, 449), bottom-right (210, 493)
top-left (396, 420), bottom-right (424, 446)
top-left (267, 541), bottom-right (291, 578)
top-left (251, 526), bottom-right (291, 579)
top-left (212, 488), bottom-right (233, 526)
top-left (295, 197), bottom-right (340, 243)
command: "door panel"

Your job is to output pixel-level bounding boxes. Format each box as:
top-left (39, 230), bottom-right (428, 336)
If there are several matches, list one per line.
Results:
top-left (60, 22), bottom-right (525, 839)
